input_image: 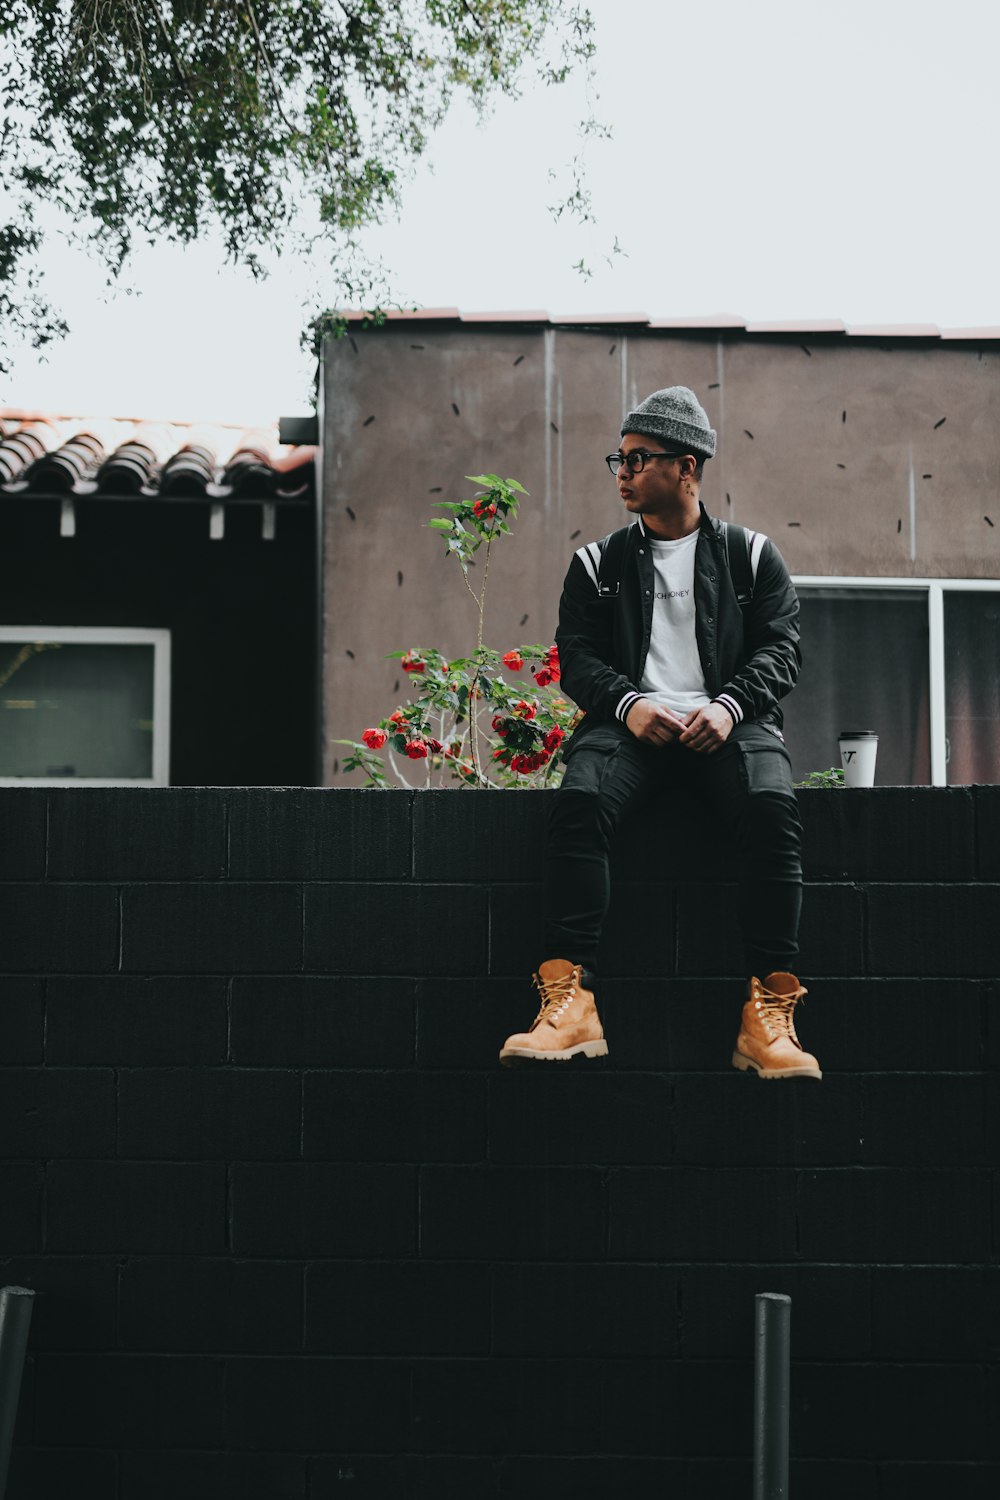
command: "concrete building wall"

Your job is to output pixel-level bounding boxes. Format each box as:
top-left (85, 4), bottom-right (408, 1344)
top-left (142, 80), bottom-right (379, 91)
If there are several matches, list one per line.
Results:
top-left (321, 325), bottom-right (1000, 782)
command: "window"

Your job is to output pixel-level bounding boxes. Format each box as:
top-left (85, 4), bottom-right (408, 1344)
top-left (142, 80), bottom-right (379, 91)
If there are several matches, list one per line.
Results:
top-left (785, 579), bottom-right (1000, 786)
top-left (0, 627), bottom-right (170, 786)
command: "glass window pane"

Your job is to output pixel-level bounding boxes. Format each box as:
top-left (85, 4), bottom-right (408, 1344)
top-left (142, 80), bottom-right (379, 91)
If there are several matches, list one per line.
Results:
top-left (944, 592), bottom-right (1000, 784)
top-left (783, 589), bottom-right (930, 786)
top-left (0, 641), bottom-right (155, 779)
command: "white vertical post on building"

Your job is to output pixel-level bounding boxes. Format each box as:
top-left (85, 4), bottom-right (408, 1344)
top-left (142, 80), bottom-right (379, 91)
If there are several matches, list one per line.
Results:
top-left (927, 583), bottom-right (947, 786)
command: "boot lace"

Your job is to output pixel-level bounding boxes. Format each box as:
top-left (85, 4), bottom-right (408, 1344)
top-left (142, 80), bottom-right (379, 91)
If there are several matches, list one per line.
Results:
top-left (530, 967), bottom-right (579, 1028)
top-left (755, 982), bottom-right (807, 1043)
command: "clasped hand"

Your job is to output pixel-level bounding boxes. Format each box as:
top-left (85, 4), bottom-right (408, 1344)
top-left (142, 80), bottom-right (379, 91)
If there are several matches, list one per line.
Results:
top-left (625, 698), bottom-right (733, 754)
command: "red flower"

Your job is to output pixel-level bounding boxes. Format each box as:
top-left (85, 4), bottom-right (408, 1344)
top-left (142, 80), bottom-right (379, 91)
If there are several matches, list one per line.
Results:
top-left (535, 645), bottom-right (561, 685)
top-left (387, 709), bottom-right (406, 725)
top-left (401, 651), bottom-right (425, 673)
top-left (513, 699), bottom-right (536, 720)
top-left (502, 651), bottom-right (523, 671)
top-left (427, 738), bottom-right (443, 754)
top-left (543, 726), bottom-right (564, 753)
top-left (473, 497), bottom-right (497, 518)
top-left (362, 727), bottom-right (387, 750)
top-left (404, 739), bottom-right (428, 759)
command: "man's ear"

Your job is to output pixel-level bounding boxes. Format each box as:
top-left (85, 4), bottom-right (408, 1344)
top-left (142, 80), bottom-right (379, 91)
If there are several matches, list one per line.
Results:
top-left (678, 454), bottom-right (698, 479)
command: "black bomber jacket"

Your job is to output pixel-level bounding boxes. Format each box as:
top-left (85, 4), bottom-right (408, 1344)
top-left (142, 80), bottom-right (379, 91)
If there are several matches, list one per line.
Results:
top-left (555, 504), bottom-right (801, 751)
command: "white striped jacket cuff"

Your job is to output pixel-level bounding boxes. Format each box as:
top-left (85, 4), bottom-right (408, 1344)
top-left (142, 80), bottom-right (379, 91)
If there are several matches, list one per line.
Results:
top-left (616, 691), bottom-right (644, 724)
top-left (714, 693), bottom-right (744, 725)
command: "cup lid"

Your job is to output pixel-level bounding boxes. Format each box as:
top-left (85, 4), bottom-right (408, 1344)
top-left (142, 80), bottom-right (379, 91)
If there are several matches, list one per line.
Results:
top-left (839, 730), bottom-right (879, 738)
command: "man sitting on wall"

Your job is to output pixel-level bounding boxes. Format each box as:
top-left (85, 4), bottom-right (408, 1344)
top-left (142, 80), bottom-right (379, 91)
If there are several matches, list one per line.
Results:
top-left (499, 385), bottom-right (820, 1080)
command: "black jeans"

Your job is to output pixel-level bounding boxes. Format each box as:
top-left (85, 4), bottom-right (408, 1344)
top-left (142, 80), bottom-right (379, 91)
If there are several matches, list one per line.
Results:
top-left (544, 720), bottom-right (802, 979)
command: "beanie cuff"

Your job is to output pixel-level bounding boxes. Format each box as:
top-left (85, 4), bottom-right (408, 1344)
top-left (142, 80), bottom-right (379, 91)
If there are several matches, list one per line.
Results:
top-left (620, 412), bottom-right (717, 458)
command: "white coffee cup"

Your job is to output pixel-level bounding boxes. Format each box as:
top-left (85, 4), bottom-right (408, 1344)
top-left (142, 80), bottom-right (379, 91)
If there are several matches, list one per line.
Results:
top-left (839, 731), bottom-right (879, 787)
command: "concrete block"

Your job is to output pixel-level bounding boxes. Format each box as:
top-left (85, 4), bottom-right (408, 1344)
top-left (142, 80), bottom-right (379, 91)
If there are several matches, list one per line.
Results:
top-left (488, 1072), bottom-right (672, 1166)
top-left (302, 1071), bottom-right (486, 1163)
top-left (117, 1068), bottom-right (301, 1160)
top-left (118, 1258), bottom-right (302, 1354)
top-left (671, 1073), bottom-right (863, 1166)
top-left (872, 1267), bottom-right (1000, 1361)
top-left (411, 1358), bottom-right (596, 1454)
top-left (0, 884), bottom-right (119, 972)
top-left (231, 976), bottom-right (415, 1067)
top-left (412, 790), bottom-right (549, 882)
top-left (419, 1165), bottom-right (605, 1260)
top-left (118, 1451), bottom-right (308, 1500)
top-left (796, 1168), bottom-right (991, 1262)
top-left (0, 789), bottom-right (46, 879)
top-left (800, 787), bottom-right (976, 881)
top-left (974, 785), bottom-right (1000, 879)
top-left (33, 1354), bottom-right (223, 1448)
top-left (0, 1067), bottom-right (116, 1157)
top-left (304, 882), bottom-right (487, 975)
top-left (500, 1456), bottom-right (686, 1500)
top-left (491, 1263), bottom-right (678, 1358)
top-left (868, 884), bottom-right (999, 975)
top-left (223, 1358), bottom-right (409, 1451)
top-left (47, 788), bottom-right (226, 880)
top-left (0, 1164), bottom-right (44, 1251)
top-left (609, 1167), bottom-right (797, 1262)
top-left (2, 978), bottom-right (43, 1063)
top-left (121, 884), bottom-right (302, 974)
top-left (862, 1075), bottom-right (988, 1166)
top-left (6, 1448), bottom-right (117, 1500)
top-left (806, 978), bottom-right (987, 1073)
top-left (46, 977), bottom-right (228, 1065)
top-left (877, 1463), bottom-right (1000, 1498)
top-left (45, 1162), bottom-right (226, 1254)
top-left (305, 1261), bottom-right (490, 1355)
top-left (228, 787), bottom-right (412, 880)
top-left (229, 1162), bottom-right (416, 1257)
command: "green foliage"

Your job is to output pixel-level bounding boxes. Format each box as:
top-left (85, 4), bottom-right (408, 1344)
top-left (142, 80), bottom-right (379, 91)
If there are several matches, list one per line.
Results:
top-left (340, 473), bottom-right (579, 788)
top-left (794, 767), bottom-right (845, 789)
top-left (0, 1), bottom-right (597, 371)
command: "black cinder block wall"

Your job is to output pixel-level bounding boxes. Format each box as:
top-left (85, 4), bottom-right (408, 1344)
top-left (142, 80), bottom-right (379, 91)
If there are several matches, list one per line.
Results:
top-left (1, 786), bottom-right (998, 1499)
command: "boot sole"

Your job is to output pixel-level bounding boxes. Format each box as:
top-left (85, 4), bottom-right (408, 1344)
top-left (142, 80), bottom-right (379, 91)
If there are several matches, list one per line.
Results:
top-left (732, 1049), bottom-right (822, 1080)
top-left (499, 1039), bottom-right (609, 1067)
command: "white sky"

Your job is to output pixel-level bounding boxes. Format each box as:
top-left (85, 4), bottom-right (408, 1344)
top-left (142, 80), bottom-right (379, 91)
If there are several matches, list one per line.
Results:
top-left (4, 0), bottom-right (999, 425)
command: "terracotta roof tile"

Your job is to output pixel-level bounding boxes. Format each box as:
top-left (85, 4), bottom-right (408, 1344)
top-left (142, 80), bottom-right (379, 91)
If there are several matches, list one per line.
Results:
top-left (647, 314), bottom-right (746, 329)
top-left (0, 411), bottom-right (316, 502)
top-left (328, 309), bottom-right (1000, 340)
top-left (744, 319), bottom-right (847, 335)
top-left (846, 323), bottom-right (941, 338)
top-left (939, 326), bottom-right (1000, 341)
top-left (550, 311), bottom-right (652, 325)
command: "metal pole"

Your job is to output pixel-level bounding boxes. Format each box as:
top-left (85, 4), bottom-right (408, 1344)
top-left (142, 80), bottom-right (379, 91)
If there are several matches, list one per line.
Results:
top-left (753, 1292), bottom-right (791, 1500)
top-left (0, 1287), bottom-right (35, 1500)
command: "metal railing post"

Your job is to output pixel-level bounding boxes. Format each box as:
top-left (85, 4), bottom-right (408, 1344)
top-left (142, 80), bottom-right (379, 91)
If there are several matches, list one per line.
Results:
top-left (0, 1286), bottom-right (36, 1500)
top-left (753, 1291), bottom-right (791, 1500)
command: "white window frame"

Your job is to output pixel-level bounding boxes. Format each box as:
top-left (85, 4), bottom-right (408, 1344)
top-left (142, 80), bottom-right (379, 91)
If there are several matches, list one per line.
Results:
top-left (0, 625), bottom-right (171, 787)
top-left (793, 577), bottom-right (1000, 787)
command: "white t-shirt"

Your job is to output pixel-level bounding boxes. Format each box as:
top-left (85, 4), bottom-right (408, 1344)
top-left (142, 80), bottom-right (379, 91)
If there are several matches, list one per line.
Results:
top-left (639, 530), bottom-right (711, 715)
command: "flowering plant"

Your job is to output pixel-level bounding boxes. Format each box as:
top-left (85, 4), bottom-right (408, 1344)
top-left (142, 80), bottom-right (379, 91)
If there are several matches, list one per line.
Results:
top-left (337, 473), bottom-right (581, 788)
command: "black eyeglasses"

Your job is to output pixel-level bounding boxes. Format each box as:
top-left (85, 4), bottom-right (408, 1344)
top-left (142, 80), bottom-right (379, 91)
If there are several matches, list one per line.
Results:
top-left (604, 450), bottom-right (687, 476)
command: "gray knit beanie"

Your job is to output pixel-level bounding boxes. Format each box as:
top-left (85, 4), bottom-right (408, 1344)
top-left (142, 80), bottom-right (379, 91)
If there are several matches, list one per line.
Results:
top-left (621, 385), bottom-right (717, 459)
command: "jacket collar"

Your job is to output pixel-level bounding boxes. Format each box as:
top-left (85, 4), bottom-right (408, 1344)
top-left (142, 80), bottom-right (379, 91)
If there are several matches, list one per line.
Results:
top-left (635, 503), bottom-right (715, 541)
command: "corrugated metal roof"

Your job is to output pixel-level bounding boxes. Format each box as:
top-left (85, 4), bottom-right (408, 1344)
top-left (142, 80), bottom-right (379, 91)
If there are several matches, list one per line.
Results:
top-left (332, 309), bottom-right (1000, 340)
top-left (0, 412), bottom-right (316, 500)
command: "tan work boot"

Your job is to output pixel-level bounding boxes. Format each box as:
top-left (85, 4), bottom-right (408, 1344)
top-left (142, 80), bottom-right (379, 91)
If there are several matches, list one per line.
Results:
top-left (732, 971), bottom-right (822, 1080)
top-left (499, 959), bottom-right (609, 1067)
